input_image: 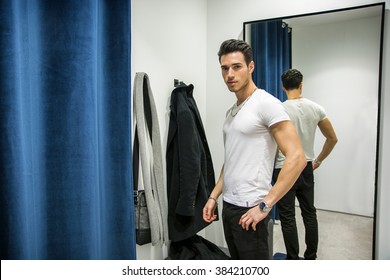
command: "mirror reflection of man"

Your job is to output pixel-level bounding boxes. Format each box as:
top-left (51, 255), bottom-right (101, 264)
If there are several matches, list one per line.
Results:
top-left (273, 69), bottom-right (338, 260)
top-left (203, 39), bottom-right (307, 260)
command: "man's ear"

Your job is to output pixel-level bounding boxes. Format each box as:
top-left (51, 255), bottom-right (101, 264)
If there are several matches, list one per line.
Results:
top-left (249, 60), bottom-right (255, 73)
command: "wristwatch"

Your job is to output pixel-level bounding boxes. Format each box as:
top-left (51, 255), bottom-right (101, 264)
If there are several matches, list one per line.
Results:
top-left (259, 201), bottom-right (272, 212)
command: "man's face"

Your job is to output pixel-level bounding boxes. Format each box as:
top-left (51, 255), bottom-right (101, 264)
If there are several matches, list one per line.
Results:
top-left (220, 51), bottom-right (254, 93)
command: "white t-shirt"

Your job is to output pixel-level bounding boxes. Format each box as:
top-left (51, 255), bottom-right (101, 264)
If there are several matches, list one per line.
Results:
top-left (274, 97), bottom-right (327, 169)
top-left (222, 89), bottom-right (290, 207)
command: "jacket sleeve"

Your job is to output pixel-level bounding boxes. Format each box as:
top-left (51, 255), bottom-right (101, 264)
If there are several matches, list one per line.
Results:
top-left (175, 99), bottom-right (201, 216)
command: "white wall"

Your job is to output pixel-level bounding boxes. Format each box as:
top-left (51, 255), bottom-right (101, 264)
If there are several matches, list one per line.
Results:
top-left (131, 0), bottom-right (208, 259)
top-left (290, 16), bottom-right (381, 217)
top-left (132, 0), bottom-right (390, 260)
top-left (206, 0), bottom-right (390, 260)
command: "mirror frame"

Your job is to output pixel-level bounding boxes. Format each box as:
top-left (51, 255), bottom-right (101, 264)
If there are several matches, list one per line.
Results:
top-left (243, 2), bottom-right (385, 260)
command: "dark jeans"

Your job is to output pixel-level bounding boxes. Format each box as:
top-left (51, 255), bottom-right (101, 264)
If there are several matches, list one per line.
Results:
top-left (222, 201), bottom-right (270, 260)
top-left (273, 163), bottom-right (318, 260)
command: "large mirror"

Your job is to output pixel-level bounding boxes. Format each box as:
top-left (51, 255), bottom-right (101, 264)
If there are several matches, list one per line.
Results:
top-left (244, 3), bottom-right (384, 259)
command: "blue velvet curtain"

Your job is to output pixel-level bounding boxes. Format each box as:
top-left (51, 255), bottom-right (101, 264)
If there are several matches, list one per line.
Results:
top-left (0, 0), bottom-right (135, 259)
top-left (251, 19), bottom-right (291, 221)
top-left (251, 19), bottom-right (291, 102)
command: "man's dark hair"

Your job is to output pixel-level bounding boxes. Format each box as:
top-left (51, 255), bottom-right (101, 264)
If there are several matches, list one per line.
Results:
top-left (281, 69), bottom-right (303, 90)
top-left (218, 39), bottom-right (253, 65)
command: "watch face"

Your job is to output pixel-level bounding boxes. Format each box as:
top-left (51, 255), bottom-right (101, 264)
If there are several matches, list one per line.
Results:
top-left (260, 202), bottom-right (265, 210)
top-left (260, 201), bottom-right (271, 212)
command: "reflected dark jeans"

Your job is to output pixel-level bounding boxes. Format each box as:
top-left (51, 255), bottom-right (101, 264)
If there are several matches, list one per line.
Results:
top-left (273, 163), bottom-right (318, 260)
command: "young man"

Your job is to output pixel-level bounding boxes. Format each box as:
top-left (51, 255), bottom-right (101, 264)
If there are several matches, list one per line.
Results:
top-left (203, 39), bottom-right (307, 259)
top-left (273, 69), bottom-right (338, 260)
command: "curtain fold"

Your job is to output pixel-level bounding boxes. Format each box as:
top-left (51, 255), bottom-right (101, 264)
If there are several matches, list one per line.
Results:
top-left (0, 0), bottom-right (135, 260)
top-left (251, 20), bottom-right (291, 101)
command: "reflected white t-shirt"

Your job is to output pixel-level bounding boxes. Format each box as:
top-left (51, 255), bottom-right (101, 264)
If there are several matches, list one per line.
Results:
top-left (222, 89), bottom-right (290, 207)
top-left (274, 97), bottom-right (326, 168)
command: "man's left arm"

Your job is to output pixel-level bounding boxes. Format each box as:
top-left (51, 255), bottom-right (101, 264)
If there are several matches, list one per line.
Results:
top-left (313, 118), bottom-right (338, 170)
top-left (239, 120), bottom-right (306, 231)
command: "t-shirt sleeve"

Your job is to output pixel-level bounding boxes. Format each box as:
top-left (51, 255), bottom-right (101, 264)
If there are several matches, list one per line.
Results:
top-left (316, 103), bottom-right (327, 121)
top-left (259, 96), bottom-right (290, 127)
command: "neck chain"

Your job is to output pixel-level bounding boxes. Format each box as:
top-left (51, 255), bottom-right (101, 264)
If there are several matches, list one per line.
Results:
top-left (231, 88), bottom-right (257, 117)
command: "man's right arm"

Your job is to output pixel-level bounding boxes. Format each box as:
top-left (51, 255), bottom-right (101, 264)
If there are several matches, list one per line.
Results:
top-left (203, 165), bottom-right (224, 223)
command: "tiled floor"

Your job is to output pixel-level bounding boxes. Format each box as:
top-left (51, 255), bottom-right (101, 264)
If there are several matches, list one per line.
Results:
top-left (272, 208), bottom-right (374, 260)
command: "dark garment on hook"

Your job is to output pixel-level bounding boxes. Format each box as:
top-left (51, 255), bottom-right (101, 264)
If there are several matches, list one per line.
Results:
top-left (166, 84), bottom-right (217, 242)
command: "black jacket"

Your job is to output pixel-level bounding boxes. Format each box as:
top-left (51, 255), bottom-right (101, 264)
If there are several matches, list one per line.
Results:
top-left (168, 235), bottom-right (230, 260)
top-left (166, 84), bottom-right (217, 242)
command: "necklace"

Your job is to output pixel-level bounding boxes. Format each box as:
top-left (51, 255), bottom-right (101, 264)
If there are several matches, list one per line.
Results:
top-left (230, 88), bottom-right (257, 117)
